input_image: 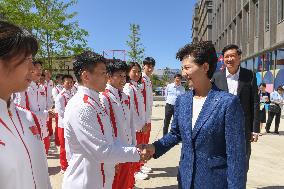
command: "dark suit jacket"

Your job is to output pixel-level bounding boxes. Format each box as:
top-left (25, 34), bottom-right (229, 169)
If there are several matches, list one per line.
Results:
top-left (153, 85), bottom-right (246, 189)
top-left (212, 67), bottom-right (260, 142)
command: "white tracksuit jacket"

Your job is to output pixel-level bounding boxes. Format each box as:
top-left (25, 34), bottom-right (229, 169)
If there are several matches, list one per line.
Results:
top-left (123, 81), bottom-right (146, 134)
top-left (141, 73), bottom-right (153, 124)
top-left (62, 86), bottom-right (140, 189)
top-left (54, 88), bottom-right (72, 128)
top-left (44, 80), bottom-right (54, 109)
top-left (52, 84), bottom-right (63, 101)
top-left (0, 98), bottom-right (51, 189)
top-left (14, 81), bottom-right (49, 139)
top-left (100, 84), bottom-right (135, 145)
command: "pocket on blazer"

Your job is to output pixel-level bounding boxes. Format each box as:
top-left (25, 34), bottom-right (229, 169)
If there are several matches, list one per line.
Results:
top-left (207, 156), bottom-right (227, 169)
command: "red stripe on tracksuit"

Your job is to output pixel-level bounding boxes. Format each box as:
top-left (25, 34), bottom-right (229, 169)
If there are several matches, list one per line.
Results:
top-left (54, 86), bottom-right (61, 146)
top-left (24, 92), bottom-right (50, 154)
top-left (83, 95), bottom-right (107, 187)
top-left (102, 91), bottom-right (118, 138)
top-left (102, 91), bottom-right (134, 189)
top-left (58, 93), bottom-right (69, 171)
top-left (0, 114), bottom-right (37, 189)
top-left (45, 86), bottom-right (53, 136)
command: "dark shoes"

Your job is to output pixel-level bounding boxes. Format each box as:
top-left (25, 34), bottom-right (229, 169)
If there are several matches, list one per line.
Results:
top-left (274, 131), bottom-right (279, 134)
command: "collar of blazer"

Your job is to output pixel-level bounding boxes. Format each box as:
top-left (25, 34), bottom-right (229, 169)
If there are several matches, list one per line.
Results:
top-left (182, 84), bottom-right (222, 140)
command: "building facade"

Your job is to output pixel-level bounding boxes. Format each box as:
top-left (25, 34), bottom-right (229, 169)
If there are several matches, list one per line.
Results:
top-left (192, 0), bottom-right (284, 90)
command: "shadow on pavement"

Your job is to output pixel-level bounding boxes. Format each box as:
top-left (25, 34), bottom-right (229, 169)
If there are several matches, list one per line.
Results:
top-left (279, 131), bottom-right (284, 136)
top-left (148, 166), bottom-right (178, 178)
top-left (262, 131), bottom-right (284, 136)
top-left (48, 166), bottom-right (61, 175)
top-left (257, 187), bottom-right (284, 189)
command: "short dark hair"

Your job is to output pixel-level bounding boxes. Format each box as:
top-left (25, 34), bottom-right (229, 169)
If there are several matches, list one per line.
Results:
top-left (106, 61), bottom-right (128, 76)
top-left (73, 50), bottom-right (106, 83)
top-left (176, 41), bottom-right (218, 79)
top-left (259, 83), bottom-right (266, 88)
top-left (62, 74), bottom-right (73, 82)
top-left (126, 61), bottom-right (142, 83)
top-left (174, 73), bottom-right (182, 79)
top-left (55, 74), bottom-right (63, 80)
top-left (0, 21), bottom-right (38, 61)
top-left (222, 44), bottom-right (242, 56)
top-left (143, 57), bottom-right (156, 66)
top-left (33, 60), bottom-right (43, 66)
top-left (277, 86), bottom-right (284, 91)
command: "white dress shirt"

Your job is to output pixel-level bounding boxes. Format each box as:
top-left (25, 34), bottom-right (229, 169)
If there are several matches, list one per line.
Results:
top-left (165, 83), bottom-right (185, 105)
top-left (226, 67), bottom-right (240, 96)
top-left (192, 97), bottom-right (207, 129)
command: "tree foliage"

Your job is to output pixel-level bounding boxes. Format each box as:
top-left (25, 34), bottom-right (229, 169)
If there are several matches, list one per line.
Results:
top-left (126, 23), bottom-right (144, 64)
top-left (161, 67), bottom-right (170, 85)
top-left (0, 0), bottom-right (89, 69)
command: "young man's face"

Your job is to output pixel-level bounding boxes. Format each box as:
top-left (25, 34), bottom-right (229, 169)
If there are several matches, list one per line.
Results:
top-left (224, 49), bottom-right (241, 74)
top-left (128, 65), bottom-right (141, 82)
top-left (31, 63), bottom-right (42, 82)
top-left (87, 62), bottom-right (108, 92)
top-left (259, 85), bottom-right (266, 92)
top-left (39, 75), bottom-right (45, 85)
top-left (174, 76), bottom-right (182, 86)
top-left (108, 70), bottom-right (127, 91)
top-left (44, 70), bottom-right (51, 81)
top-left (143, 64), bottom-right (154, 76)
top-left (63, 78), bottom-right (73, 91)
top-left (56, 77), bottom-right (63, 85)
top-left (0, 54), bottom-right (33, 93)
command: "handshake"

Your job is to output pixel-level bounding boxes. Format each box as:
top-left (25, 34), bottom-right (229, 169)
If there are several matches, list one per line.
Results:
top-left (136, 144), bottom-right (156, 163)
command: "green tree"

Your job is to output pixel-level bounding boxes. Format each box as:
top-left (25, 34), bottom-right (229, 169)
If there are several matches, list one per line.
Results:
top-left (161, 67), bottom-right (170, 85)
top-left (126, 24), bottom-right (145, 64)
top-left (151, 74), bottom-right (162, 89)
top-left (0, 0), bottom-right (89, 69)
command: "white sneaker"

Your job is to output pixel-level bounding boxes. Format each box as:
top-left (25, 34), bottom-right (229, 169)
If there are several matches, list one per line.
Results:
top-left (134, 171), bottom-right (148, 180)
top-left (60, 169), bottom-right (65, 174)
top-left (141, 165), bottom-right (152, 173)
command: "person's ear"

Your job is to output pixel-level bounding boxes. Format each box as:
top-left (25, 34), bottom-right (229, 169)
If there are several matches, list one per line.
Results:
top-left (81, 70), bottom-right (89, 83)
top-left (203, 63), bottom-right (209, 73)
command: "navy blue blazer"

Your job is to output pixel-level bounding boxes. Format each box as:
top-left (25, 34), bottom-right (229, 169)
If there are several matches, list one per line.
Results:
top-left (153, 85), bottom-right (246, 189)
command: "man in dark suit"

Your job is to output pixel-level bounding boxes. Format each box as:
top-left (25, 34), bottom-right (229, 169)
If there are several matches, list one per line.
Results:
top-left (212, 44), bottom-right (260, 170)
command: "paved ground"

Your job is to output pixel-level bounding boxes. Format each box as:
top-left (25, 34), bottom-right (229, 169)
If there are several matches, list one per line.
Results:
top-left (48, 101), bottom-right (284, 189)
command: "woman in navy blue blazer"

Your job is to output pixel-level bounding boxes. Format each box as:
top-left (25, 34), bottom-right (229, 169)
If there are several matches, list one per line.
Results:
top-left (143, 41), bottom-right (246, 189)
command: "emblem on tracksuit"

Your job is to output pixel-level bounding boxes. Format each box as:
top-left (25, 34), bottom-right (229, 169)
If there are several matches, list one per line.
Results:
top-left (29, 126), bottom-right (41, 140)
top-left (0, 140), bottom-right (5, 146)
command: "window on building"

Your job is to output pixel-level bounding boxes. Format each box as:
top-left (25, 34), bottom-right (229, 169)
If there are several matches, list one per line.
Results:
top-left (255, 1), bottom-right (259, 36)
top-left (278, 0), bottom-right (284, 23)
top-left (246, 9), bottom-right (250, 39)
top-left (265, 0), bottom-right (270, 31)
top-left (275, 49), bottom-right (284, 89)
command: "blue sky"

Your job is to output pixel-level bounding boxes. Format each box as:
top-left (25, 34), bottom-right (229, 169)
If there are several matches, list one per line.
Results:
top-left (67, 0), bottom-right (195, 69)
